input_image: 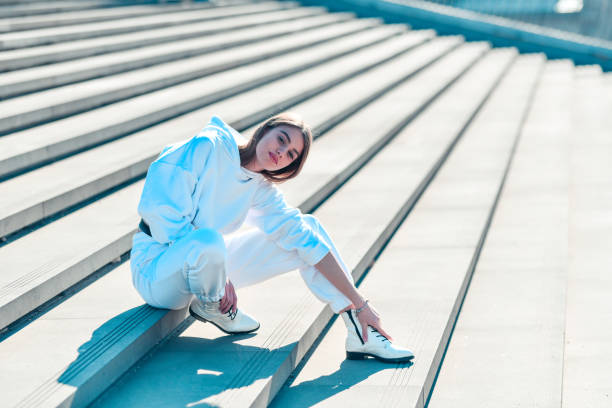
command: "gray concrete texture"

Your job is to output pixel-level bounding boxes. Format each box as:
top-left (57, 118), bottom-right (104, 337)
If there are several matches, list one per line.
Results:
top-left (0, 10), bottom-right (344, 96)
top-left (427, 60), bottom-right (573, 407)
top-left (0, 17), bottom-right (388, 134)
top-left (1, 2), bottom-right (218, 32)
top-left (0, 1), bottom-right (610, 407)
top-left (0, 2), bottom-right (297, 49)
top-left (0, 16), bottom-right (378, 176)
top-left (0, 4), bottom-right (320, 70)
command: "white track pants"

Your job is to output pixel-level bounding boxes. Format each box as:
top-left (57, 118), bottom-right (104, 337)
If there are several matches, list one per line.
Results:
top-left (130, 215), bottom-right (353, 313)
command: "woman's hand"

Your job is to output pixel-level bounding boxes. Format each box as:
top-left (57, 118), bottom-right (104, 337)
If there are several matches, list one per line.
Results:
top-left (356, 302), bottom-right (393, 342)
top-left (219, 279), bottom-right (237, 314)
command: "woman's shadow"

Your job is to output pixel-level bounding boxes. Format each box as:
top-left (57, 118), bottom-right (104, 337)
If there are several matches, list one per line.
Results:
top-left (268, 352), bottom-right (414, 407)
top-left (58, 305), bottom-right (409, 407)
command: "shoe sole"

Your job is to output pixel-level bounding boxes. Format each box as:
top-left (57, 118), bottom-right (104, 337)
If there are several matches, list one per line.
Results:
top-left (189, 307), bottom-right (260, 335)
top-left (346, 351), bottom-right (415, 363)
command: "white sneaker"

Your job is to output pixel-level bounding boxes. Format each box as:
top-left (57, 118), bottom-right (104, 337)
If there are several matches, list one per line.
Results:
top-left (189, 298), bottom-right (260, 334)
top-left (341, 310), bottom-right (414, 363)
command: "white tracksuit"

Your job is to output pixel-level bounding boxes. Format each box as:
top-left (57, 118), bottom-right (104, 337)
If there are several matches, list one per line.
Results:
top-left (130, 115), bottom-right (353, 313)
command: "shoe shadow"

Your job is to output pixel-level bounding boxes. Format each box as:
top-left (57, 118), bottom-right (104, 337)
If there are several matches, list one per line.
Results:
top-left (270, 358), bottom-right (414, 407)
top-left (55, 304), bottom-right (278, 408)
top-left (166, 334), bottom-right (286, 408)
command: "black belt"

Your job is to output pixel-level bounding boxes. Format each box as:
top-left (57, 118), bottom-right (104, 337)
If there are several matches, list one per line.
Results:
top-left (139, 219), bottom-right (152, 237)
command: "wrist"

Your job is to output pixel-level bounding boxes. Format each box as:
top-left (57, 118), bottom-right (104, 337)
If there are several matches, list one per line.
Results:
top-left (354, 299), bottom-right (369, 315)
top-left (351, 296), bottom-right (367, 310)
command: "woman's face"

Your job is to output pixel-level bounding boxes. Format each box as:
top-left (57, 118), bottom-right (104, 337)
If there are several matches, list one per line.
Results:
top-left (252, 125), bottom-right (305, 172)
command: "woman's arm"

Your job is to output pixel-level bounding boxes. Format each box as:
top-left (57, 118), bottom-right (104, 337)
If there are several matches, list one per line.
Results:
top-left (138, 137), bottom-right (213, 244)
top-left (249, 183), bottom-right (392, 340)
top-left (314, 252), bottom-right (392, 342)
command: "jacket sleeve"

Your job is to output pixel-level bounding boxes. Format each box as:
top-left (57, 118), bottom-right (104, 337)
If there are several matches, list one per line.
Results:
top-left (248, 182), bottom-right (331, 266)
top-left (137, 137), bottom-right (213, 245)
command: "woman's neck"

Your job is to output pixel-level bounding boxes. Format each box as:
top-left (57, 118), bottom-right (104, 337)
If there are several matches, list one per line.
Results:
top-left (242, 159), bottom-right (262, 173)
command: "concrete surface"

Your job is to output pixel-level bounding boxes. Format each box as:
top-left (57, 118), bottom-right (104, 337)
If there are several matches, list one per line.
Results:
top-left (0, 21), bottom-right (395, 178)
top-left (0, 9), bottom-right (338, 97)
top-left (0, 4), bottom-right (319, 71)
top-left (427, 60), bottom-right (572, 408)
top-left (0, 1), bottom-right (609, 407)
top-left (0, 2), bottom-right (296, 49)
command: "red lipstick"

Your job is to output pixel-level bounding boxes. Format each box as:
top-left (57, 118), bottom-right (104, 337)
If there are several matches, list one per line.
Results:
top-left (269, 152), bottom-right (278, 165)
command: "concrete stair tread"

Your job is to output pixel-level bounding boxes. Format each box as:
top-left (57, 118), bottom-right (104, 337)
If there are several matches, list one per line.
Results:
top-left (271, 52), bottom-right (544, 408)
top-left (89, 46), bottom-right (519, 408)
top-left (0, 2), bottom-right (295, 50)
top-left (0, 8), bottom-right (339, 98)
top-left (0, 2), bottom-right (217, 33)
top-left (563, 66), bottom-right (612, 406)
top-left (0, 33), bottom-right (478, 330)
top-left (0, 0), bottom-right (124, 19)
top-left (0, 26), bottom-right (420, 236)
top-left (0, 14), bottom-right (374, 131)
top-left (0, 3), bottom-right (315, 71)
top-left (427, 59), bottom-right (572, 407)
top-left (0, 19), bottom-right (390, 163)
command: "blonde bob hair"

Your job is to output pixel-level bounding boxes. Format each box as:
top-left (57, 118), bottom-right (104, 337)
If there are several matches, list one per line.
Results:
top-left (239, 112), bottom-right (313, 183)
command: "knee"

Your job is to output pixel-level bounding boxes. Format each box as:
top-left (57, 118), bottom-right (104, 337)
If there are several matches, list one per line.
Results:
top-left (185, 228), bottom-right (226, 266)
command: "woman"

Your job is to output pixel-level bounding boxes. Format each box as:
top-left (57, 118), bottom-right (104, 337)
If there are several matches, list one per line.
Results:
top-left (130, 113), bottom-right (414, 363)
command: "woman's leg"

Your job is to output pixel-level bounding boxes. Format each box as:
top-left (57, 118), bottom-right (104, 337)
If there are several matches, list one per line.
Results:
top-left (225, 214), bottom-right (353, 313)
top-left (138, 228), bottom-right (227, 310)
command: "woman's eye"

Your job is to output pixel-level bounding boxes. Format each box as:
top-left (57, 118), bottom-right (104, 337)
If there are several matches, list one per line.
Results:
top-left (278, 135), bottom-right (284, 144)
top-left (289, 152), bottom-right (294, 160)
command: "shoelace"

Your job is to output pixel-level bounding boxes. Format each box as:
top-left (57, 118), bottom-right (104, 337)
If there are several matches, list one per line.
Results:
top-left (227, 309), bottom-right (237, 320)
top-left (370, 327), bottom-right (389, 342)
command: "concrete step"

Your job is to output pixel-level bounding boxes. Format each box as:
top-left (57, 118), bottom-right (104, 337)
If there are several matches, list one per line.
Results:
top-left (0, 13), bottom-right (371, 134)
top-left (0, 27), bottom-right (426, 237)
top-left (0, 1), bottom-right (149, 19)
top-left (0, 9), bottom-right (342, 98)
top-left (0, 41), bottom-right (487, 408)
top-left (0, 3), bottom-right (319, 71)
top-left (0, 0), bottom-right (61, 4)
top-left (0, 33), bottom-right (475, 330)
top-left (0, 1), bottom-right (297, 50)
top-left (563, 66), bottom-right (612, 407)
top-left (427, 60), bottom-right (573, 407)
top-left (0, 2), bottom-right (219, 33)
top-left (271, 51), bottom-right (543, 408)
top-left (89, 46), bottom-right (514, 408)
top-left (0, 0), bottom-right (54, 5)
top-left (0, 19), bottom-right (389, 177)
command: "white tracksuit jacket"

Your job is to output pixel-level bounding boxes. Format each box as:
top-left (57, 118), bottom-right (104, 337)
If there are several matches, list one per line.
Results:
top-left (136, 115), bottom-right (330, 264)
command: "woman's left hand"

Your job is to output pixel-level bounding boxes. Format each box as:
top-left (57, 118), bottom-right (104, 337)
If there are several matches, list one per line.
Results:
top-left (219, 279), bottom-right (237, 314)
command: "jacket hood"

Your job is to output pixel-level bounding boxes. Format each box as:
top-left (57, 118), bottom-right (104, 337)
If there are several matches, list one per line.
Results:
top-left (208, 115), bottom-right (263, 181)
top-left (209, 115), bottom-right (249, 155)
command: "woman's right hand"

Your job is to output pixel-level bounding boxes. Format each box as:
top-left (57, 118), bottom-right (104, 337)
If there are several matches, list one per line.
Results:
top-left (219, 279), bottom-right (237, 314)
top-left (356, 302), bottom-right (393, 342)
